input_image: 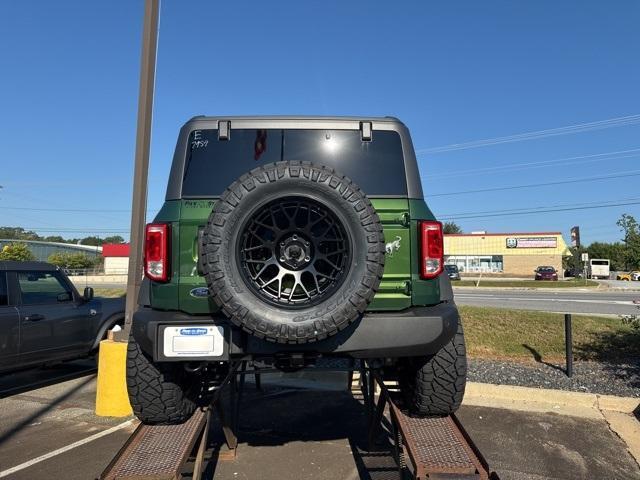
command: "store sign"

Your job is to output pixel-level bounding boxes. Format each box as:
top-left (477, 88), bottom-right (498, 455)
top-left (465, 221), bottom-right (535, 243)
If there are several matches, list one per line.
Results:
top-left (505, 236), bottom-right (557, 249)
top-left (570, 226), bottom-right (580, 248)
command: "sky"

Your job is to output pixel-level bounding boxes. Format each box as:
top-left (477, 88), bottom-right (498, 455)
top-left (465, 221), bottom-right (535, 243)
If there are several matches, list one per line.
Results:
top-left (0, 0), bottom-right (639, 244)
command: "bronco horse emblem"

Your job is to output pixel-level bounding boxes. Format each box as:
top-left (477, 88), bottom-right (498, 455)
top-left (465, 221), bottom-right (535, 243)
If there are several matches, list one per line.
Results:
top-left (385, 236), bottom-right (402, 256)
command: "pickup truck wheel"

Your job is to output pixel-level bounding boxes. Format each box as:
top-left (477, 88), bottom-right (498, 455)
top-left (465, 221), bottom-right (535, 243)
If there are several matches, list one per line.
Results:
top-left (126, 336), bottom-right (197, 425)
top-left (201, 161), bottom-right (385, 344)
top-left (398, 322), bottom-right (467, 416)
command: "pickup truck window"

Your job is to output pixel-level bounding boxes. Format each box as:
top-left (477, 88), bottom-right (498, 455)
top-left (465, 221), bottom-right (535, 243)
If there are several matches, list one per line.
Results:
top-left (17, 271), bottom-right (72, 305)
top-left (0, 273), bottom-right (7, 306)
top-left (182, 129), bottom-right (408, 197)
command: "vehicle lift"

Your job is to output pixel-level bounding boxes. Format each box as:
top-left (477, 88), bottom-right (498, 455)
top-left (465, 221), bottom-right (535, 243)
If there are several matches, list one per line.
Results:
top-left (100, 362), bottom-right (498, 480)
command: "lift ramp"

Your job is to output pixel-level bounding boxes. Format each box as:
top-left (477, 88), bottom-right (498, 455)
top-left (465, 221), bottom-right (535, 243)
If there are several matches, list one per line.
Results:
top-left (100, 409), bottom-right (208, 480)
top-left (101, 366), bottom-right (497, 480)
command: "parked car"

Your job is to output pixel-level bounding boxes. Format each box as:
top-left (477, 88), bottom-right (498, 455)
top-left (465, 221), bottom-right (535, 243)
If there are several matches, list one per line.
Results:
top-left (534, 266), bottom-right (558, 281)
top-left (445, 264), bottom-right (461, 281)
top-left (0, 261), bottom-right (125, 374)
top-left (127, 116), bottom-right (466, 425)
top-left (617, 271), bottom-right (640, 281)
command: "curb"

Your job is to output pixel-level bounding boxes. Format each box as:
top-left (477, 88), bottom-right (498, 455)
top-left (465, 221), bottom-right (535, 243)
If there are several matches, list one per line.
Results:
top-left (463, 382), bottom-right (638, 415)
top-left (453, 286), bottom-right (598, 292)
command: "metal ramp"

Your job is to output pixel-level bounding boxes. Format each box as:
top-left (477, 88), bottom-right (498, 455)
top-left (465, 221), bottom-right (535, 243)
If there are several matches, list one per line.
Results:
top-left (101, 409), bottom-right (208, 480)
top-left (361, 369), bottom-right (498, 480)
top-left (100, 363), bottom-right (498, 480)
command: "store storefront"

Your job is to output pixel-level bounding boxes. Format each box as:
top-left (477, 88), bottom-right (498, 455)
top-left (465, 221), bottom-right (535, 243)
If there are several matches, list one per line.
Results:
top-left (444, 232), bottom-right (571, 277)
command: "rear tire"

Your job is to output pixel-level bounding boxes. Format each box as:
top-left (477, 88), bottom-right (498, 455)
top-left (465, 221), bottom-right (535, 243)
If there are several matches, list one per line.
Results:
top-left (126, 336), bottom-right (197, 425)
top-left (398, 322), bottom-right (467, 416)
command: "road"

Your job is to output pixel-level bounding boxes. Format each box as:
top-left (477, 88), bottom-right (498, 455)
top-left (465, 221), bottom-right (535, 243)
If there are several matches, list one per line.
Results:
top-left (454, 288), bottom-right (640, 315)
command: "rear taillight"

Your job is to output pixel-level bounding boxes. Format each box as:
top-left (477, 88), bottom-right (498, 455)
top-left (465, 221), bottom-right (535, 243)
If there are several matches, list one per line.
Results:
top-left (419, 220), bottom-right (444, 279)
top-left (144, 223), bottom-right (170, 282)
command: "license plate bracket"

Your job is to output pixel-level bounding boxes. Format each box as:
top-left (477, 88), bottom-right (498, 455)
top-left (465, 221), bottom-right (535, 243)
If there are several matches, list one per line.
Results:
top-left (159, 324), bottom-right (227, 360)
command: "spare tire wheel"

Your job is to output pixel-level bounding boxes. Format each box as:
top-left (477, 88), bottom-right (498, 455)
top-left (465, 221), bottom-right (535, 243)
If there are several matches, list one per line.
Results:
top-left (200, 161), bottom-right (385, 344)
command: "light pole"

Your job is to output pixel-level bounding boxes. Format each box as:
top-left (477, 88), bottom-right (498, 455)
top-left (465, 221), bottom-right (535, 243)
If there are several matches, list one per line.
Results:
top-left (95, 0), bottom-right (160, 417)
top-left (121, 0), bottom-right (160, 340)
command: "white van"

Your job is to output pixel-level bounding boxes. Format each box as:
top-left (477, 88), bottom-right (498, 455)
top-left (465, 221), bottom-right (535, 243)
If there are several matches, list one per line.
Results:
top-left (589, 259), bottom-right (610, 279)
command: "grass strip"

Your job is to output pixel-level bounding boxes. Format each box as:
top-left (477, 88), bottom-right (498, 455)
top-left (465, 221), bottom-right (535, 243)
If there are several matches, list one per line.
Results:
top-left (93, 288), bottom-right (126, 298)
top-left (460, 305), bottom-right (639, 362)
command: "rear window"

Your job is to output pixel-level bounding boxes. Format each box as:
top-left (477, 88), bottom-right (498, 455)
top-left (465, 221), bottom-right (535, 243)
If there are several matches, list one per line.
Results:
top-left (591, 260), bottom-right (609, 265)
top-left (181, 129), bottom-right (407, 197)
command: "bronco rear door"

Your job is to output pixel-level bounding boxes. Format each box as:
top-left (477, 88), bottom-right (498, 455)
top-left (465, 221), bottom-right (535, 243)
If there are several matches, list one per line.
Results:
top-left (177, 122), bottom-right (413, 313)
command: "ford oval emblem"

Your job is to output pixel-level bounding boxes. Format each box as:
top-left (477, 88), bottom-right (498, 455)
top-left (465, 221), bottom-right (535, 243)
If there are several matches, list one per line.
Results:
top-left (189, 287), bottom-right (210, 298)
top-left (180, 327), bottom-right (208, 336)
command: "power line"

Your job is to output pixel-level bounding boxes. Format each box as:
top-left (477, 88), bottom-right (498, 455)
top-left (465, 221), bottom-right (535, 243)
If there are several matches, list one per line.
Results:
top-left (0, 206), bottom-right (160, 214)
top-left (4, 228), bottom-right (130, 233)
top-left (438, 196), bottom-right (640, 217)
top-left (439, 200), bottom-right (640, 221)
top-left (427, 170), bottom-right (640, 197)
top-left (416, 114), bottom-right (640, 155)
top-left (426, 148), bottom-right (640, 179)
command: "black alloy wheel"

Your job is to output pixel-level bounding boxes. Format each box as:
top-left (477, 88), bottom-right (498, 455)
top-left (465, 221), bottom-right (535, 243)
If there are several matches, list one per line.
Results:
top-left (238, 196), bottom-right (350, 308)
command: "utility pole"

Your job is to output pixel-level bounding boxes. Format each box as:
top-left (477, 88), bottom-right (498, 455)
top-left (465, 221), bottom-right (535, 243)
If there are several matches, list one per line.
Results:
top-left (121, 0), bottom-right (160, 340)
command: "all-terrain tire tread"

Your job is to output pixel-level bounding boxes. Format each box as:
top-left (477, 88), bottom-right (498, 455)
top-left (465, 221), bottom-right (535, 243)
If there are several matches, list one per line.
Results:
top-left (401, 322), bottom-right (467, 416)
top-left (126, 336), bottom-right (196, 425)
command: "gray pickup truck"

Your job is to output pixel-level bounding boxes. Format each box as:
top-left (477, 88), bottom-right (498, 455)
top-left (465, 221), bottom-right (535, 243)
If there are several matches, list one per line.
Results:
top-left (0, 261), bottom-right (125, 373)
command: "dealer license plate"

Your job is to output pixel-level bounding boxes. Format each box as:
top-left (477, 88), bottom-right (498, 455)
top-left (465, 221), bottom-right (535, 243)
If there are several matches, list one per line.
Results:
top-left (163, 325), bottom-right (224, 357)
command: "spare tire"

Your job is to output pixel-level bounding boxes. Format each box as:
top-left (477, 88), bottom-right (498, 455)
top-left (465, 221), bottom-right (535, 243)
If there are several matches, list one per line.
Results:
top-left (201, 161), bottom-right (385, 344)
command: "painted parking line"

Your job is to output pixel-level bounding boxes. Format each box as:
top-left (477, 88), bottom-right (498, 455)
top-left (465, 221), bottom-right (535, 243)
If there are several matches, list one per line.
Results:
top-left (0, 420), bottom-right (135, 478)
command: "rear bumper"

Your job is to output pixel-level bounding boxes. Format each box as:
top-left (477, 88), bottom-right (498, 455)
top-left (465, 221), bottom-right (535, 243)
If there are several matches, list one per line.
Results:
top-left (132, 302), bottom-right (460, 361)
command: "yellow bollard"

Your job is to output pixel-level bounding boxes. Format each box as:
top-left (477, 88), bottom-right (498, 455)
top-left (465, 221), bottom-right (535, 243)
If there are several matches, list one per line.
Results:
top-left (95, 339), bottom-right (133, 417)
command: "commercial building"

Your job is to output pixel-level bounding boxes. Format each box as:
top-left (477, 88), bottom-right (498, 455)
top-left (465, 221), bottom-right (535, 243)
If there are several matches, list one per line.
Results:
top-left (102, 243), bottom-right (130, 274)
top-left (444, 232), bottom-right (571, 277)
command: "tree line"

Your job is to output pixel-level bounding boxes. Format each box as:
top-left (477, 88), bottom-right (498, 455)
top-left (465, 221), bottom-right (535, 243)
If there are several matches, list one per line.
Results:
top-left (0, 226), bottom-right (125, 246)
top-left (0, 242), bottom-right (103, 270)
top-left (0, 225), bottom-right (124, 269)
top-left (565, 214), bottom-right (640, 272)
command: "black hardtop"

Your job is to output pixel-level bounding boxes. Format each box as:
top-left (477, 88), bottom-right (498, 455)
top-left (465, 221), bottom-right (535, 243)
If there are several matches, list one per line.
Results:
top-left (0, 261), bottom-right (60, 272)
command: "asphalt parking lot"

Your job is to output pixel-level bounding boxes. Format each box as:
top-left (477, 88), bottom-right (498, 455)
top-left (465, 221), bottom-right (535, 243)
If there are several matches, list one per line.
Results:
top-left (0, 360), bottom-right (639, 480)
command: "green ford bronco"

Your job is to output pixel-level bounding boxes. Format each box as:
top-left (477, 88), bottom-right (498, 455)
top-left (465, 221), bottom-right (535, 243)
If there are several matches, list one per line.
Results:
top-left (127, 116), bottom-right (466, 424)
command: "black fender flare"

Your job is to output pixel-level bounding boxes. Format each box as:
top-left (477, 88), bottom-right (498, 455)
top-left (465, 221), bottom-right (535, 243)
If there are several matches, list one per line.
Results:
top-left (91, 314), bottom-right (125, 350)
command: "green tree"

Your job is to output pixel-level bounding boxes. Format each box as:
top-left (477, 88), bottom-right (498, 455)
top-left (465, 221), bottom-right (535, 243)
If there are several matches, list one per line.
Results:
top-left (43, 235), bottom-right (67, 243)
top-left (443, 221), bottom-right (462, 234)
top-left (103, 235), bottom-right (125, 244)
top-left (47, 252), bottom-right (96, 270)
top-left (586, 242), bottom-right (626, 271)
top-left (617, 213), bottom-right (640, 270)
top-left (564, 246), bottom-right (586, 274)
top-left (0, 242), bottom-right (35, 261)
top-left (0, 226), bottom-right (41, 241)
top-left (79, 236), bottom-right (103, 246)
